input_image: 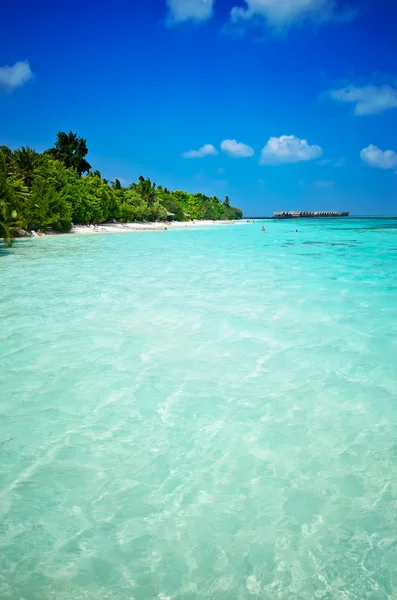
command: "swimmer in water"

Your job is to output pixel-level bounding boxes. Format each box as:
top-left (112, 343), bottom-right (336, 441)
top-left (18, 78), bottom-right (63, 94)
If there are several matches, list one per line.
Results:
top-left (262, 226), bottom-right (265, 232)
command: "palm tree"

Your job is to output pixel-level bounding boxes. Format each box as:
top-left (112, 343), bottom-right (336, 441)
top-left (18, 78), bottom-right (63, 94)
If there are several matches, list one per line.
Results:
top-left (0, 151), bottom-right (27, 247)
top-left (47, 131), bottom-right (91, 176)
top-left (0, 201), bottom-right (23, 247)
top-left (111, 178), bottom-right (122, 190)
top-left (11, 147), bottom-right (41, 186)
top-left (136, 176), bottom-right (157, 204)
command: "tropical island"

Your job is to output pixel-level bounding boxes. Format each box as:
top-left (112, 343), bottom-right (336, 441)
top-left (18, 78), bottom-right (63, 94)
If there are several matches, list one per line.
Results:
top-left (0, 131), bottom-right (243, 247)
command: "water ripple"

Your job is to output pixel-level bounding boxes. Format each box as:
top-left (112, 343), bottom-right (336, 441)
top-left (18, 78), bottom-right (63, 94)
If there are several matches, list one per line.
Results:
top-left (1, 218), bottom-right (397, 599)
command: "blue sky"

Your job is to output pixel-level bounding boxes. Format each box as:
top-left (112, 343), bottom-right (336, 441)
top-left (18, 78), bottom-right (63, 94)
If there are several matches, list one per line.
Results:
top-left (1, 0), bottom-right (397, 215)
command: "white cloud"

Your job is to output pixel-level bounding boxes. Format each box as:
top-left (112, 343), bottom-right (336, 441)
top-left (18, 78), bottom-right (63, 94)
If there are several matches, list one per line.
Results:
top-left (229, 0), bottom-right (352, 31)
top-left (166, 0), bottom-right (214, 23)
top-left (0, 60), bottom-right (33, 92)
top-left (260, 135), bottom-right (322, 164)
top-left (360, 144), bottom-right (397, 170)
top-left (329, 84), bottom-right (397, 116)
top-left (217, 167), bottom-right (225, 174)
top-left (220, 139), bottom-right (254, 158)
top-left (334, 157), bottom-right (345, 167)
top-left (182, 144), bottom-right (218, 158)
top-left (318, 158), bottom-right (331, 166)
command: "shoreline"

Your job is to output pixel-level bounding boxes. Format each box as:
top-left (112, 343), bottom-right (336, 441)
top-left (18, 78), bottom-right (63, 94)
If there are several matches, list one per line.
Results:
top-left (56, 220), bottom-right (252, 236)
top-left (11, 220), bottom-right (254, 241)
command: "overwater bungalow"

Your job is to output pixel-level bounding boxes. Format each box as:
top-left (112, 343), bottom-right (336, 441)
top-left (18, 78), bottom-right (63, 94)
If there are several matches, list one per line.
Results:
top-left (273, 211), bottom-right (349, 219)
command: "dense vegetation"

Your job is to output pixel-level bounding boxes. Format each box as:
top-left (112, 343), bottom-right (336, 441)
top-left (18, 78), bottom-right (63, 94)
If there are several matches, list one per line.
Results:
top-left (0, 131), bottom-right (242, 246)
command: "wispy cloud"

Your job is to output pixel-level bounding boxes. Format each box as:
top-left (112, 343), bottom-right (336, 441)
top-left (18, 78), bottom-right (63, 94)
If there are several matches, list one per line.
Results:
top-left (260, 135), bottom-right (322, 164)
top-left (220, 139), bottom-right (254, 158)
top-left (229, 0), bottom-right (355, 33)
top-left (360, 144), bottom-right (397, 170)
top-left (329, 84), bottom-right (397, 115)
top-left (334, 157), bottom-right (345, 167)
top-left (166, 0), bottom-right (214, 24)
top-left (0, 60), bottom-right (33, 93)
top-left (217, 167), bottom-right (225, 174)
top-left (182, 144), bottom-right (218, 158)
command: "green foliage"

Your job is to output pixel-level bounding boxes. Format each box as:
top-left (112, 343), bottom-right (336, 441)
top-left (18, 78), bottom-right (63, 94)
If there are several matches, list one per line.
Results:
top-left (156, 188), bottom-right (185, 221)
top-left (39, 154), bottom-right (79, 192)
top-left (28, 178), bottom-right (72, 232)
top-left (0, 133), bottom-right (242, 247)
top-left (117, 189), bottom-right (148, 222)
top-left (0, 152), bottom-right (26, 246)
top-left (79, 175), bottom-right (112, 224)
top-left (11, 147), bottom-right (42, 187)
top-left (131, 176), bottom-right (157, 203)
top-left (0, 201), bottom-right (24, 247)
top-left (150, 201), bottom-right (167, 222)
top-left (0, 145), bottom-right (12, 166)
top-left (47, 131), bottom-right (91, 177)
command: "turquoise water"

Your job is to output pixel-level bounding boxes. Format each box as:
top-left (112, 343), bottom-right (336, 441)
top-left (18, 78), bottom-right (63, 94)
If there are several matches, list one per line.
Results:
top-left (1, 217), bottom-right (397, 599)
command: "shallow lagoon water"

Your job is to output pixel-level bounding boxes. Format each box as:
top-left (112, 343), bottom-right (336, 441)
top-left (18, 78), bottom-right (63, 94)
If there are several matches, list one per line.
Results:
top-left (1, 217), bottom-right (397, 599)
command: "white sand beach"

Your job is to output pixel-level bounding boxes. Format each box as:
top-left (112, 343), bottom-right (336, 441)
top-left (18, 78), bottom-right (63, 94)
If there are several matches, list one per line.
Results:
top-left (69, 220), bottom-right (252, 235)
